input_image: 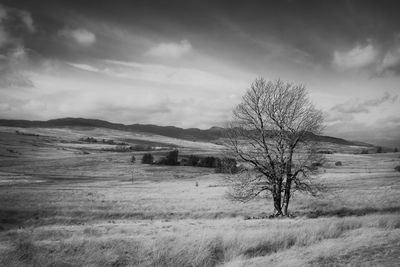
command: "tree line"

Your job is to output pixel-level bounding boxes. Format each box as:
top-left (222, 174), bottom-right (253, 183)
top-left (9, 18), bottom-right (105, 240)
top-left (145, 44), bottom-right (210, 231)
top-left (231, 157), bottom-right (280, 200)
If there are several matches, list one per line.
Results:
top-left (137, 150), bottom-right (238, 174)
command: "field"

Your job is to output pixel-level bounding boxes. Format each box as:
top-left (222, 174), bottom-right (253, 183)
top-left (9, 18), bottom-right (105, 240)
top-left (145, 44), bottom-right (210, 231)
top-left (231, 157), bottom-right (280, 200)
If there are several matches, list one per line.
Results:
top-left (1, 126), bottom-right (400, 266)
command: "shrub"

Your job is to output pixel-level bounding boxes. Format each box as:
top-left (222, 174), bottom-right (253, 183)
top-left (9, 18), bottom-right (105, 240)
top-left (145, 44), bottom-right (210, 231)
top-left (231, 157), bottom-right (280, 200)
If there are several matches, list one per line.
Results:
top-left (360, 149), bottom-right (369, 154)
top-left (376, 146), bottom-right (383, 153)
top-left (131, 155), bottom-right (136, 164)
top-left (198, 156), bottom-right (220, 168)
top-left (115, 145), bottom-right (131, 152)
top-left (156, 150), bottom-right (180, 165)
top-left (187, 155), bottom-right (200, 166)
top-left (215, 157), bottom-right (238, 174)
top-left (130, 144), bottom-right (153, 151)
top-left (141, 153), bottom-right (154, 164)
top-left (335, 161), bottom-right (342, 166)
top-left (102, 139), bottom-right (115, 145)
top-left (395, 165), bottom-right (400, 172)
top-left (394, 147), bottom-right (398, 152)
top-left (165, 150), bottom-right (179, 165)
top-left (80, 137), bottom-right (97, 143)
top-left (311, 162), bottom-right (322, 170)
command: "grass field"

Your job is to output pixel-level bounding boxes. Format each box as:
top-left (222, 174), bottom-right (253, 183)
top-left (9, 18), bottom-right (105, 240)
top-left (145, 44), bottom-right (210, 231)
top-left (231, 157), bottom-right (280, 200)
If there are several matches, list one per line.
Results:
top-left (0, 127), bottom-right (399, 266)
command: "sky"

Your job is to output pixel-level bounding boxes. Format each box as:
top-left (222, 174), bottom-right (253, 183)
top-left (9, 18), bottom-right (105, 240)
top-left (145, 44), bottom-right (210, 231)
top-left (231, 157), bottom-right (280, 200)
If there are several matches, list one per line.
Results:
top-left (0, 0), bottom-right (399, 147)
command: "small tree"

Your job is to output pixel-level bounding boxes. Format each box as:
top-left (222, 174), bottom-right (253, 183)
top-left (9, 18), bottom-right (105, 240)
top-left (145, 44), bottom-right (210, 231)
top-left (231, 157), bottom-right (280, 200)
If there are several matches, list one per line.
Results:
top-left (376, 146), bottom-right (383, 153)
top-left (130, 155), bottom-right (136, 164)
top-left (165, 150), bottom-right (179, 165)
top-left (394, 147), bottom-right (398, 152)
top-left (141, 153), bottom-right (154, 164)
top-left (226, 78), bottom-right (324, 216)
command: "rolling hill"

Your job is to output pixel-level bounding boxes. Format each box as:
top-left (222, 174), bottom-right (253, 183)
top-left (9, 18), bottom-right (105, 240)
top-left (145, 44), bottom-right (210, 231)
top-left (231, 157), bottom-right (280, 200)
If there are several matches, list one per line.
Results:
top-left (0, 117), bottom-right (373, 147)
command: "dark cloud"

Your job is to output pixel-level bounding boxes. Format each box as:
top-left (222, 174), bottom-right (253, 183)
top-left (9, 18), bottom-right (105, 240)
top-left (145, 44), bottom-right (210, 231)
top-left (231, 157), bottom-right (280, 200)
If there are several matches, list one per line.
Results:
top-left (2, 0), bottom-right (400, 69)
top-left (0, 4), bottom-right (37, 88)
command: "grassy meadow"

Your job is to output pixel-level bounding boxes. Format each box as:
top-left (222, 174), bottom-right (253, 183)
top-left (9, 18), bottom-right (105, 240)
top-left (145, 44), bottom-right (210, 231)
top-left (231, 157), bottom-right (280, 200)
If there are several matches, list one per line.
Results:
top-left (0, 126), bottom-right (399, 266)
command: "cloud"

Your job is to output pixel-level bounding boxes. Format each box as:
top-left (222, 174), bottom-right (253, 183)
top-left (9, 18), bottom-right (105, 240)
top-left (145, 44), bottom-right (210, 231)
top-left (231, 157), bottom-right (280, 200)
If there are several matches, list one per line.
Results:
top-left (330, 92), bottom-right (397, 115)
top-left (326, 120), bottom-right (400, 147)
top-left (378, 115), bottom-right (400, 125)
top-left (0, 3), bottom-right (36, 63)
top-left (59, 28), bottom-right (96, 46)
top-left (0, 4), bottom-right (35, 34)
top-left (67, 62), bottom-right (100, 72)
top-left (147, 40), bottom-right (192, 58)
top-left (0, 4), bottom-right (36, 88)
top-left (332, 43), bottom-right (379, 71)
top-left (0, 4), bottom-right (7, 21)
top-left (0, 25), bottom-right (11, 48)
top-left (102, 59), bottom-right (244, 90)
top-left (0, 5), bottom-right (10, 48)
top-left (0, 46), bottom-right (34, 88)
top-left (19, 10), bottom-right (35, 33)
top-left (377, 44), bottom-right (400, 74)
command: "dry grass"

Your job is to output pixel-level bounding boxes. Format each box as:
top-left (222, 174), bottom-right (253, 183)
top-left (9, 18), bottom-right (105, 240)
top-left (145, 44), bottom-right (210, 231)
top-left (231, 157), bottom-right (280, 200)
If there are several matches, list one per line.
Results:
top-left (0, 128), bottom-right (400, 266)
top-left (1, 214), bottom-right (399, 266)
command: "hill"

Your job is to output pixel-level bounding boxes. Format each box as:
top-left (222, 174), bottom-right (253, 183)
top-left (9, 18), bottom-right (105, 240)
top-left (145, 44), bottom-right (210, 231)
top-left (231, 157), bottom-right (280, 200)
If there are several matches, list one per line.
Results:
top-left (0, 117), bottom-right (372, 147)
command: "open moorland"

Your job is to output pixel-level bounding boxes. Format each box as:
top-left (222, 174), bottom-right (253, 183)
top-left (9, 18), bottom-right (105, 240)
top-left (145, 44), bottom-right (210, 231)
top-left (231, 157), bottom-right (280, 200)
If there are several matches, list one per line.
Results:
top-left (0, 126), bottom-right (400, 266)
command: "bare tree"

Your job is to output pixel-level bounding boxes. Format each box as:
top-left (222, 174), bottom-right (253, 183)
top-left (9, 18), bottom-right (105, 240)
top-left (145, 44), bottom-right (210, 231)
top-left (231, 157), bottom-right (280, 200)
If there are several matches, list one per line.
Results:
top-left (226, 78), bottom-right (324, 216)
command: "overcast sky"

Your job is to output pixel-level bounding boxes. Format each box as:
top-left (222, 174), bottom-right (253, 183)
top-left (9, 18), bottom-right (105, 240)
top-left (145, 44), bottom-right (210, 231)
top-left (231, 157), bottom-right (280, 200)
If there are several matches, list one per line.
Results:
top-left (0, 0), bottom-right (399, 147)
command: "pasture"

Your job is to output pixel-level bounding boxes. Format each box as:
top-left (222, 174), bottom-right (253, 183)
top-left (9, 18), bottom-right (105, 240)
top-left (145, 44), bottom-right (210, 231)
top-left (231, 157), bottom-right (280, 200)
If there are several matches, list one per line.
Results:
top-left (0, 127), bottom-right (399, 266)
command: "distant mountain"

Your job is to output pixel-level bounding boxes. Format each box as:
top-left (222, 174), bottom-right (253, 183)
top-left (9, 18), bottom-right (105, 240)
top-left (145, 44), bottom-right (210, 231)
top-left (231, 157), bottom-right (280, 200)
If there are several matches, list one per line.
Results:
top-left (0, 118), bottom-right (223, 141)
top-left (0, 117), bottom-right (372, 147)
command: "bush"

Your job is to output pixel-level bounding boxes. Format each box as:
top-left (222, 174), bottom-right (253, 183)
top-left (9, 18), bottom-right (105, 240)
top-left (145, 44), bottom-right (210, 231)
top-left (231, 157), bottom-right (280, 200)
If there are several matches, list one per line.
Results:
top-left (131, 155), bottom-right (136, 164)
top-left (394, 147), bottom-right (398, 152)
top-left (311, 162), bottom-right (322, 170)
top-left (215, 157), bottom-right (238, 174)
top-left (102, 139), bottom-right (115, 144)
top-left (187, 155), bottom-right (200, 166)
top-left (80, 137), bottom-right (97, 143)
top-left (395, 165), bottom-right (400, 172)
top-left (360, 149), bottom-right (369, 154)
top-left (131, 144), bottom-right (153, 151)
top-left (335, 161), bottom-right (342, 166)
top-left (165, 150), bottom-right (179, 165)
top-left (198, 156), bottom-right (220, 168)
top-left (141, 153), bottom-right (154, 164)
top-left (376, 146), bottom-right (383, 153)
top-left (115, 145), bottom-right (131, 152)
top-left (156, 150), bottom-right (180, 165)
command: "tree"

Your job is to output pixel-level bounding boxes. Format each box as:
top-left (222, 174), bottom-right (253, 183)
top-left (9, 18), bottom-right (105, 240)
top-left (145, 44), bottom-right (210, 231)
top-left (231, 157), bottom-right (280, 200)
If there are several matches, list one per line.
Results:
top-left (395, 147), bottom-right (398, 153)
top-left (165, 150), bottom-right (179, 165)
top-left (198, 156), bottom-right (220, 168)
top-left (131, 155), bottom-right (136, 164)
top-left (141, 153), bottom-right (154, 164)
top-left (187, 155), bottom-right (200, 166)
top-left (156, 150), bottom-right (180, 165)
top-left (376, 146), bottom-right (383, 153)
top-left (226, 78), bottom-right (324, 216)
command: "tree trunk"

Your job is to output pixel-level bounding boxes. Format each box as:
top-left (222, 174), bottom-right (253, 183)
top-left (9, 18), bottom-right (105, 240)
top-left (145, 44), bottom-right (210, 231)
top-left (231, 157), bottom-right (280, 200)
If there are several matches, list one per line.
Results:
top-left (282, 184), bottom-right (291, 216)
top-left (273, 178), bottom-right (283, 216)
top-left (282, 152), bottom-right (293, 216)
top-left (273, 194), bottom-right (283, 216)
